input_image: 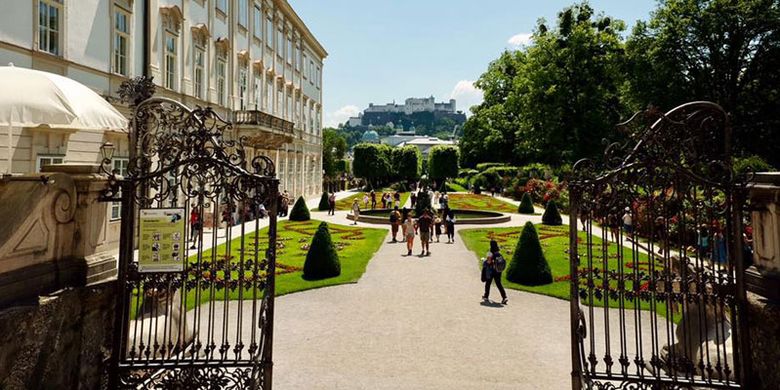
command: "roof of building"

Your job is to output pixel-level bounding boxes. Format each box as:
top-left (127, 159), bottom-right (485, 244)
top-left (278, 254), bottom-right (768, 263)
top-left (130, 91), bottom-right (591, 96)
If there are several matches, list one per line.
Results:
top-left (361, 130), bottom-right (380, 142)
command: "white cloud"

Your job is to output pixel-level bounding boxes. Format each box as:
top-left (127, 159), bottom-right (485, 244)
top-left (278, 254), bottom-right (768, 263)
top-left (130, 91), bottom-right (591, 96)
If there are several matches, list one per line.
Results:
top-left (449, 80), bottom-right (483, 115)
top-left (507, 32), bottom-right (533, 48)
top-left (324, 104), bottom-right (361, 127)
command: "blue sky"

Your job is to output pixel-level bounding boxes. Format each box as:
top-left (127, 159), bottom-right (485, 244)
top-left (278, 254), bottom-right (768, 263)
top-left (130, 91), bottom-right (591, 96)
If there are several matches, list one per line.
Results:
top-left (288, 0), bottom-right (658, 127)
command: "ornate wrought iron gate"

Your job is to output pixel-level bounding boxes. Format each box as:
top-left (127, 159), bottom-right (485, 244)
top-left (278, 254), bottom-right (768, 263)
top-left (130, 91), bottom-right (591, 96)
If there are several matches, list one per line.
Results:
top-left (105, 98), bottom-right (279, 389)
top-left (568, 102), bottom-right (752, 389)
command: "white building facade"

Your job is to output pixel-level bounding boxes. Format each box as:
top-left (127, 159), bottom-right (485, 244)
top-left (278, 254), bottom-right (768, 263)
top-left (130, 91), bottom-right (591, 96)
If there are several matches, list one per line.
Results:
top-left (365, 96), bottom-right (456, 115)
top-left (0, 0), bottom-right (326, 199)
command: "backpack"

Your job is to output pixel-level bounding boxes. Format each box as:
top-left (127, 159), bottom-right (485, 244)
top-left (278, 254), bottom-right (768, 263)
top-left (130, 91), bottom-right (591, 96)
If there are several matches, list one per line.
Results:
top-left (493, 253), bottom-right (507, 273)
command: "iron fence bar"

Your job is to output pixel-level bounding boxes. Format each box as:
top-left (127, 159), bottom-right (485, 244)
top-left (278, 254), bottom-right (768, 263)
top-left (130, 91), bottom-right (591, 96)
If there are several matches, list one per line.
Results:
top-left (263, 179), bottom-right (279, 390)
top-left (570, 201), bottom-right (583, 390)
top-left (109, 180), bottom-right (136, 388)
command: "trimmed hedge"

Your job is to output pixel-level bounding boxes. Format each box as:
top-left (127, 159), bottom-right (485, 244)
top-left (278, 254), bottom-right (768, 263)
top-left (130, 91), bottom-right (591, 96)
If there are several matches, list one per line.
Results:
top-left (476, 162), bottom-right (507, 171)
top-left (518, 192), bottom-right (535, 214)
top-left (318, 193), bottom-right (330, 211)
top-left (506, 222), bottom-right (553, 286)
top-left (289, 196), bottom-right (311, 221)
top-left (303, 221), bottom-right (341, 280)
top-left (542, 200), bottom-right (563, 226)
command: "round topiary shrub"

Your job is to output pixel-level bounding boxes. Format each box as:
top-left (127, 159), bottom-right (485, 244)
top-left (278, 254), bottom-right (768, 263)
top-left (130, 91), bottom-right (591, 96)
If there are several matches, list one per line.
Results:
top-left (289, 196), bottom-right (311, 221)
top-left (518, 192), bottom-right (535, 214)
top-left (506, 221), bottom-right (553, 286)
top-left (542, 200), bottom-right (563, 226)
top-left (318, 193), bottom-right (330, 211)
top-left (303, 221), bottom-right (341, 280)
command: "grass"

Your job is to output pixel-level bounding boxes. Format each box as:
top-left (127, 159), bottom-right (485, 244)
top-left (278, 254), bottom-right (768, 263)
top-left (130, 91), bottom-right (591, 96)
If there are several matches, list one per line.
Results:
top-left (446, 193), bottom-right (518, 213)
top-left (131, 220), bottom-right (386, 316)
top-left (460, 224), bottom-right (677, 319)
top-left (335, 190), bottom-right (410, 211)
top-left (445, 182), bottom-right (468, 192)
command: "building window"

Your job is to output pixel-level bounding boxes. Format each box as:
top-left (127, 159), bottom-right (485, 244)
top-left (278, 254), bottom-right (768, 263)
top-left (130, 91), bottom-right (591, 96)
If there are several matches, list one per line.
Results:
top-left (316, 66), bottom-right (321, 88)
top-left (238, 0), bottom-right (248, 28)
top-left (276, 85), bottom-right (283, 116)
top-left (216, 0), bottom-right (227, 13)
top-left (303, 53), bottom-right (308, 79)
top-left (38, 0), bottom-right (62, 56)
top-left (253, 6), bottom-right (262, 40)
top-left (265, 15), bottom-right (273, 48)
top-left (286, 93), bottom-right (292, 120)
top-left (164, 33), bottom-right (176, 89)
top-left (277, 26), bottom-right (284, 57)
top-left (193, 44), bottom-right (205, 99)
top-left (309, 60), bottom-right (314, 83)
top-left (238, 64), bottom-right (248, 110)
top-left (216, 52), bottom-right (227, 106)
top-left (36, 155), bottom-right (64, 172)
top-left (294, 45), bottom-right (300, 70)
top-left (113, 8), bottom-right (130, 75)
top-left (110, 157), bottom-right (129, 220)
top-left (286, 36), bottom-right (292, 64)
top-left (266, 78), bottom-right (273, 112)
top-left (253, 73), bottom-right (261, 109)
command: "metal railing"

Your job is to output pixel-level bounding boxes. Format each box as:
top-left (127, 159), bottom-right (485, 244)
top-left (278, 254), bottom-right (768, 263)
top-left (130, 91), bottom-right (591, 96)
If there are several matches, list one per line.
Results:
top-left (232, 110), bottom-right (295, 136)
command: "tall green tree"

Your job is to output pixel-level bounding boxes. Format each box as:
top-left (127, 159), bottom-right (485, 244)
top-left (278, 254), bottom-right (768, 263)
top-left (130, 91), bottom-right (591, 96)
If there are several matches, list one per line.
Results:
top-left (428, 145), bottom-right (459, 188)
top-left (625, 0), bottom-right (780, 166)
top-left (461, 3), bottom-right (627, 167)
top-left (322, 128), bottom-right (348, 177)
top-left (391, 145), bottom-right (422, 182)
top-left (352, 143), bottom-right (391, 189)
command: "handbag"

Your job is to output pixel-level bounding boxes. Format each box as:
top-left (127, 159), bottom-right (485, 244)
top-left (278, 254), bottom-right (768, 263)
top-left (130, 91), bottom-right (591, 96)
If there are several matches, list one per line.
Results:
top-left (480, 260), bottom-right (491, 282)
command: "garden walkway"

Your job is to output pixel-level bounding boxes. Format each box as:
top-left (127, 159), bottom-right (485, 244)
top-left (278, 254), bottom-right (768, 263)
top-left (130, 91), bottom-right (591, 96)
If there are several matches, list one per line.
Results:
top-left (271, 208), bottom-right (574, 389)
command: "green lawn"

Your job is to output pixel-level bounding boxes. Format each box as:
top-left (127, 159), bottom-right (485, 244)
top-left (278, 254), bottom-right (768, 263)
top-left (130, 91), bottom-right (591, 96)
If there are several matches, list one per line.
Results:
top-left (460, 224), bottom-right (675, 318)
top-left (131, 220), bottom-right (386, 316)
top-left (447, 193), bottom-right (518, 213)
top-left (445, 182), bottom-right (468, 192)
top-left (335, 190), bottom-right (410, 211)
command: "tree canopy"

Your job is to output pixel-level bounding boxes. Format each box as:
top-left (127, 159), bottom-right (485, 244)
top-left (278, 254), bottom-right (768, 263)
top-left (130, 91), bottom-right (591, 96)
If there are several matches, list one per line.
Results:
top-left (427, 145), bottom-right (460, 181)
top-left (461, 0), bottom-right (780, 168)
top-left (391, 145), bottom-right (422, 182)
top-left (352, 143), bottom-right (392, 188)
top-left (322, 128), bottom-right (348, 177)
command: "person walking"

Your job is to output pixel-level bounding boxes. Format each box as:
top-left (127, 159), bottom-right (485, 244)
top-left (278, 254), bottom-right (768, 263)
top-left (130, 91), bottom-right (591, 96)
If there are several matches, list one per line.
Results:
top-left (362, 193), bottom-right (370, 209)
top-left (389, 206), bottom-right (402, 242)
top-left (445, 209), bottom-right (456, 243)
top-left (370, 190), bottom-right (377, 209)
top-left (482, 240), bottom-right (508, 304)
top-left (393, 191), bottom-right (401, 208)
top-left (328, 192), bottom-right (336, 215)
top-left (351, 198), bottom-right (361, 225)
top-left (403, 214), bottom-right (416, 256)
top-left (189, 204), bottom-right (201, 249)
top-left (434, 212), bottom-right (443, 243)
top-left (417, 209), bottom-right (433, 256)
top-left (410, 192), bottom-right (417, 209)
top-left (622, 207), bottom-right (633, 237)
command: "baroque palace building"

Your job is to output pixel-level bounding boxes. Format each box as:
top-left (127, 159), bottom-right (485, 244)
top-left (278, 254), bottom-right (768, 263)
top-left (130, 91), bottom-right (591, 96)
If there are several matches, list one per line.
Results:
top-left (0, 0), bottom-right (326, 199)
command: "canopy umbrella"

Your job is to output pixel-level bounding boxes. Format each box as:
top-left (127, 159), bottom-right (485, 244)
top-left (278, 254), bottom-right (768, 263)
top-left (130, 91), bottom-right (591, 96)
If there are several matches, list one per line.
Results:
top-left (0, 65), bottom-right (129, 173)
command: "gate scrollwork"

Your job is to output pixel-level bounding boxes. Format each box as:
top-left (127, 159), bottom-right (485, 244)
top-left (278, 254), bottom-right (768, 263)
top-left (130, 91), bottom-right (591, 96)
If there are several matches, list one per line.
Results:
top-left (107, 98), bottom-right (279, 390)
top-left (569, 102), bottom-right (750, 389)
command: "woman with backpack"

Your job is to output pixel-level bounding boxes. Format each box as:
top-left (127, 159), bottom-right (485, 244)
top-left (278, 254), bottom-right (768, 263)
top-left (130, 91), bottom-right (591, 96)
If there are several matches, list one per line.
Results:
top-left (482, 240), bottom-right (508, 304)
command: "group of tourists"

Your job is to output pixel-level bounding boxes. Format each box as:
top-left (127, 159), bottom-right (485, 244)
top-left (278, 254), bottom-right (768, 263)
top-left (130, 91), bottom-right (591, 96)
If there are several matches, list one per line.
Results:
top-left (277, 190), bottom-right (292, 217)
top-left (388, 207), bottom-right (456, 256)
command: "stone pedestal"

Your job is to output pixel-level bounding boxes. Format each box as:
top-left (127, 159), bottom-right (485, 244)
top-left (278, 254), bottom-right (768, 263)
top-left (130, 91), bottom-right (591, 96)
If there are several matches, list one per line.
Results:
top-left (747, 172), bottom-right (780, 302)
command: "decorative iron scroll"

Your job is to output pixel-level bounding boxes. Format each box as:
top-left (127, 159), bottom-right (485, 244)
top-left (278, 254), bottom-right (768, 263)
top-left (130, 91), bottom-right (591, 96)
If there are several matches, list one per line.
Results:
top-left (108, 98), bottom-right (279, 390)
top-left (569, 102), bottom-right (750, 389)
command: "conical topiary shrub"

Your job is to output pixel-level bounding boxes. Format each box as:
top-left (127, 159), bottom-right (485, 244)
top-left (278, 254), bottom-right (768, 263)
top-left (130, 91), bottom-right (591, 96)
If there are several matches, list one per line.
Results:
top-left (303, 221), bottom-right (341, 280)
top-left (542, 200), bottom-right (563, 226)
top-left (518, 192), bottom-right (535, 214)
top-left (506, 221), bottom-right (553, 286)
top-left (289, 196), bottom-right (311, 221)
top-left (318, 193), bottom-right (330, 211)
